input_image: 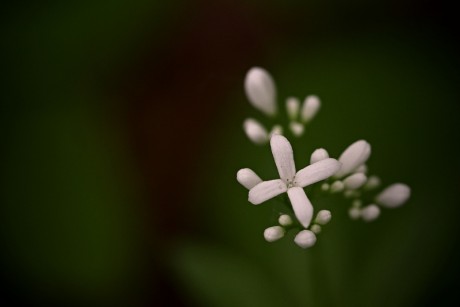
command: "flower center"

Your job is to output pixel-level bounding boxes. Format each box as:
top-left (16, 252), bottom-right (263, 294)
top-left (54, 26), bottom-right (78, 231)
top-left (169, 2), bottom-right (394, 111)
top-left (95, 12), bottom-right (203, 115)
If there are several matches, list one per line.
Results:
top-left (286, 177), bottom-right (297, 188)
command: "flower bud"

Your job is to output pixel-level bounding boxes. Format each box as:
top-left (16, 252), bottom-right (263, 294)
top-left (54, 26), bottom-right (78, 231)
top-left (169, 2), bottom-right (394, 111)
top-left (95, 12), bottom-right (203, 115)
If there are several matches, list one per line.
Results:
top-left (310, 224), bottom-right (322, 234)
top-left (269, 125), bottom-right (283, 137)
top-left (237, 168), bottom-right (262, 190)
top-left (289, 122), bottom-right (304, 137)
top-left (243, 118), bottom-right (268, 144)
top-left (310, 148), bottom-right (329, 164)
top-left (343, 173), bottom-right (367, 190)
top-left (364, 175), bottom-right (381, 190)
top-left (361, 204), bottom-right (380, 222)
top-left (264, 226), bottom-right (285, 242)
top-left (355, 164), bottom-right (368, 174)
top-left (301, 95), bottom-right (321, 123)
top-left (348, 207), bottom-right (361, 220)
top-left (294, 230), bottom-right (317, 248)
top-left (278, 214), bottom-right (293, 226)
top-left (286, 97), bottom-right (300, 120)
top-left (321, 183), bottom-right (330, 191)
top-left (335, 140), bottom-right (371, 178)
top-left (376, 183), bottom-right (411, 208)
top-left (244, 67), bottom-right (277, 116)
top-left (330, 180), bottom-right (344, 193)
top-left (315, 210), bottom-right (332, 225)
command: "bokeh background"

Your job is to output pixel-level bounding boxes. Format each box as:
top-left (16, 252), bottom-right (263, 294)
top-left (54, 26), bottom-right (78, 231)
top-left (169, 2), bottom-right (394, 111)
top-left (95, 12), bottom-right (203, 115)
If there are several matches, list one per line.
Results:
top-left (2, 1), bottom-right (459, 306)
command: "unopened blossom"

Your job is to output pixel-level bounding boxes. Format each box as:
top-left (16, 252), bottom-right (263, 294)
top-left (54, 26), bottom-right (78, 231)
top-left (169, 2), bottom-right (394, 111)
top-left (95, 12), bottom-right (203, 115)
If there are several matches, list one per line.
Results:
top-left (237, 168), bottom-right (262, 190)
top-left (335, 140), bottom-right (371, 178)
top-left (278, 214), bottom-right (293, 226)
top-left (310, 148), bottom-right (329, 164)
top-left (246, 135), bottom-right (341, 228)
top-left (301, 95), bottom-right (321, 123)
top-left (289, 122), bottom-right (304, 137)
top-left (264, 226), bottom-right (285, 242)
top-left (310, 224), bottom-right (322, 234)
top-left (244, 67), bottom-right (277, 116)
top-left (348, 207), bottom-right (361, 220)
top-left (315, 210), bottom-right (332, 225)
top-left (286, 97), bottom-right (300, 120)
top-left (294, 230), bottom-right (317, 248)
top-left (330, 180), bottom-right (344, 193)
top-left (361, 204), bottom-right (380, 222)
top-left (343, 173), bottom-right (367, 190)
top-left (376, 183), bottom-right (411, 208)
top-left (355, 164), bottom-right (368, 174)
top-left (270, 125), bottom-right (283, 137)
top-left (243, 118), bottom-right (268, 144)
top-left (364, 175), bottom-right (381, 190)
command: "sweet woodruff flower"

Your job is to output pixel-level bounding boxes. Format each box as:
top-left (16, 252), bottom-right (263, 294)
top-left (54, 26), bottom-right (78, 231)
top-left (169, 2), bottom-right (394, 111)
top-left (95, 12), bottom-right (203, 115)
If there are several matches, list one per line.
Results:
top-left (376, 183), bottom-right (411, 208)
top-left (244, 67), bottom-right (277, 116)
top-left (242, 135), bottom-right (341, 228)
top-left (335, 140), bottom-right (371, 178)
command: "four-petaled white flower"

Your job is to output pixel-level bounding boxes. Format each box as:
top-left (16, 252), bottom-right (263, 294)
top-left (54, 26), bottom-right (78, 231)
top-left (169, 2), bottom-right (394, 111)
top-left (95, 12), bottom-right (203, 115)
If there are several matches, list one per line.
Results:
top-left (247, 135), bottom-right (341, 228)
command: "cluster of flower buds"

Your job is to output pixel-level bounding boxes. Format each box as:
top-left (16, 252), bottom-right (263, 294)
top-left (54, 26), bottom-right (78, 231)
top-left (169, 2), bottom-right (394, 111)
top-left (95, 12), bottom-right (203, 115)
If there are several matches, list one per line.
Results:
top-left (243, 67), bottom-right (321, 143)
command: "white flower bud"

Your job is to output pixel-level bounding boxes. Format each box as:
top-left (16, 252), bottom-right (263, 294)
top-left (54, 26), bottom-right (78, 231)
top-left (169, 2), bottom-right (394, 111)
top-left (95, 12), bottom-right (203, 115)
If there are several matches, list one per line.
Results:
top-left (310, 224), bottom-right (322, 234)
top-left (343, 173), bottom-right (367, 190)
top-left (376, 183), bottom-right (411, 208)
top-left (335, 140), bottom-right (371, 178)
top-left (310, 148), bottom-right (329, 164)
top-left (286, 97), bottom-right (300, 120)
top-left (364, 175), bottom-right (381, 190)
top-left (264, 226), bottom-right (285, 242)
top-left (278, 214), bottom-right (293, 226)
top-left (348, 207), bottom-right (361, 220)
top-left (289, 122), bottom-right (304, 137)
top-left (352, 199), bottom-right (362, 208)
top-left (294, 230), bottom-right (317, 249)
top-left (269, 125), bottom-right (283, 137)
top-left (243, 118), bottom-right (268, 144)
top-left (361, 204), bottom-right (380, 222)
top-left (315, 210), bottom-right (332, 225)
top-left (344, 190), bottom-right (360, 198)
top-left (244, 67), bottom-right (277, 116)
top-left (330, 180), bottom-right (344, 193)
top-left (301, 95), bottom-right (321, 123)
top-left (237, 168), bottom-right (262, 190)
top-left (355, 164), bottom-right (368, 174)
top-left (321, 183), bottom-right (330, 191)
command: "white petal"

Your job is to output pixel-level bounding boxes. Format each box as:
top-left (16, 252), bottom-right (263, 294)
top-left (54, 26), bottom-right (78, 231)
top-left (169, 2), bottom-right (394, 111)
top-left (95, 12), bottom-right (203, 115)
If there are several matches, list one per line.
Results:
top-left (364, 175), bottom-right (381, 190)
top-left (278, 214), bottom-right (293, 226)
top-left (294, 230), bottom-right (317, 248)
top-left (343, 173), bottom-right (367, 190)
top-left (310, 224), bottom-right (322, 234)
top-left (286, 97), bottom-right (300, 120)
top-left (264, 226), bottom-right (285, 242)
top-left (361, 204), bottom-right (380, 222)
top-left (301, 95), bottom-right (321, 123)
top-left (244, 67), bottom-right (277, 116)
top-left (335, 140), bottom-right (371, 178)
top-left (310, 148), bottom-right (329, 164)
top-left (289, 122), bottom-right (304, 137)
top-left (287, 187), bottom-right (313, 228)
top-left (269, 125), bottom-right (283, 137)
top-left (248, 179), bottom-right (287, 205)
top-left (236, 168), bottom-right (262, 190)
top-left (315, 210), bottom-right (332, 225)
top-left (295, 158), bottom-right (341, 188)
top-left (243, 118), bottom-right (268, 145)
top-left (270, 135), bottom-right (296, 183)
top-left (376, 183), bottom-right (411, 208)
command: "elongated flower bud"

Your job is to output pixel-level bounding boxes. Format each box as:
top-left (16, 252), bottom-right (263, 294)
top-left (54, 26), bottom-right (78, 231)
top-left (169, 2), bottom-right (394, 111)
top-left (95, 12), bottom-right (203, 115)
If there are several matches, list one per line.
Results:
top-left (278, 214), bottom-right (293, 226)
top-left (301, 95), bottom-right (321, 123)
top-left (294, 230), bottom-right (317, 248)
top-left (376, 183), bottom-right (411, 208)
top-left (361, 204), bottom-right (380, 222)
top-left (343, 173), bottom-right (367, 190)
top-left (289, 122), bottom-right (304, 137)
top-left (264, 226), bottom-right (285, 242)
top-left (244, 67), bottom-right (277, 116)
top-left (335, 140), bottom-right (371, 178)
top-left (237, 168), bottom-right (262, 190)
top-left (286, 97), bottom-right (300, 120)
top-left (310, 148), bottom-right (329, 164)
top-left (315, 210), bottom-right (332, 225)
top-left (243, 118), bottom-right (268, 144)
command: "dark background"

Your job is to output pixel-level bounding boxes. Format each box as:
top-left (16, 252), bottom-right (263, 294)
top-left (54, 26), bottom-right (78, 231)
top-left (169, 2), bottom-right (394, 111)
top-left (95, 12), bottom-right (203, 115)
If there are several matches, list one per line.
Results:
top-left (1, 0), bottom-right (459, 306)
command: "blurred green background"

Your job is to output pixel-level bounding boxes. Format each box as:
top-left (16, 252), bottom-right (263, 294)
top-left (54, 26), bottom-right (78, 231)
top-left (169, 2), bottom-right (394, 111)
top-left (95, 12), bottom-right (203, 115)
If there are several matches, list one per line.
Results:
top-left (2, 0), bottom-right (459, 306)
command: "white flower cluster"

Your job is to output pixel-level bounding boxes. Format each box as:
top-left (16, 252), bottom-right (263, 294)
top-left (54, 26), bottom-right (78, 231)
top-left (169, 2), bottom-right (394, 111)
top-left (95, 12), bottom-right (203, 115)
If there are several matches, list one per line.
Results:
top-left (237, 67), bottom-right (411, 249)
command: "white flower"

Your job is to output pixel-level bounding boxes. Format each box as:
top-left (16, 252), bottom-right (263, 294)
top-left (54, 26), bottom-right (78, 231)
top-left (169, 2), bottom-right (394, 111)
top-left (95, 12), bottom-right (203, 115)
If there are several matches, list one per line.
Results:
top-left (343, 173), bottom-right (367, 190)
top-left (243, 118), bottom-right (268, 144)
top-left (315, 210), bottom-right (332, 225)
top-left (335, 140), bottom-right (371, 178)
top-left (286, 97), bottom-right (300, 120)
top-left (294, 230), bottom-right (317, 248)
top-left (278, 214), bottom-right (293, 226)
top-left (237, 168), bottom-right (262, 190)
top-left (361, 204), bottom-right (380, 222)
top-left (244, 67), bottom-right (277, 116)
top-left (264, 226), bottom-right (285, 242)
top-left (376, 183), bottom-right (411, 208)
top-left (248, 135), bottom-right (341, 228)
top-left (301, 95), bottom-right (321, 123)
top-left (310, 148), bottom-right (329, 164)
